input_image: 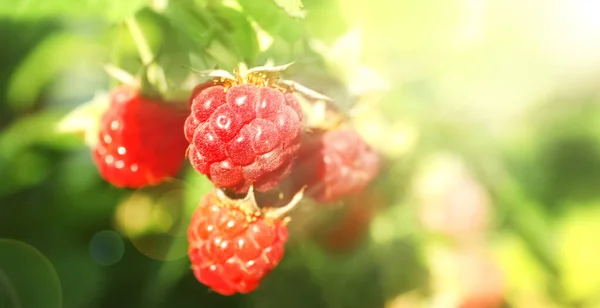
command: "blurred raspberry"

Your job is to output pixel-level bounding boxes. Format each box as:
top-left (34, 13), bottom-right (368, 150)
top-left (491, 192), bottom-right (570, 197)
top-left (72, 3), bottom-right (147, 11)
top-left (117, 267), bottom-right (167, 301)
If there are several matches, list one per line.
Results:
top-left (414, 155), bottom-right (491, 241)
top-left (428, 247), bottom-right (505, 308)
top-left (458, 251), bottom-right (505, 308)
top-left (92, 85), bottom-right (189, 188)
top-left (291, 127), bottom-right (380, 204)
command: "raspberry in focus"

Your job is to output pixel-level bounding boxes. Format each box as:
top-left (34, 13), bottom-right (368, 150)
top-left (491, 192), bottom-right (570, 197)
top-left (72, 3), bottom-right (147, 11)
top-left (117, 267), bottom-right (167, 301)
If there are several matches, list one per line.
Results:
top-left (187, 190), bottom-right (294, 295)
top-left (185, 83), bottom-right (303, 194)
top-left (92, 85), bottom-right (189, 188)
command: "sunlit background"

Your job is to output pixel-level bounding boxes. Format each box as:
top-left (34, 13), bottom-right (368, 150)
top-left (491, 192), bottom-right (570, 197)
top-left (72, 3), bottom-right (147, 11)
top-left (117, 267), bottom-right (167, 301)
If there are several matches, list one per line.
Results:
top-left (2, 0), bottom-right (600, 307)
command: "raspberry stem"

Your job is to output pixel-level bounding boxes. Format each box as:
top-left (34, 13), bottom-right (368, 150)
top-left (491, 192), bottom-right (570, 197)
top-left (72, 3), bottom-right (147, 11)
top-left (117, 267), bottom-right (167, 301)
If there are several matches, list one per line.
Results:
top-left (263, 187), bottom-right (306, 221)
top-left (240, 185), bottom-right (259, 211)
top-left (103, 64), bottom-right (139, 88)
top-left (215, 186), bottom-right (261, 215)
top-left (124, 17), bottom-right (154, 68)
top-left (124, 17), bottom-right (169, 95)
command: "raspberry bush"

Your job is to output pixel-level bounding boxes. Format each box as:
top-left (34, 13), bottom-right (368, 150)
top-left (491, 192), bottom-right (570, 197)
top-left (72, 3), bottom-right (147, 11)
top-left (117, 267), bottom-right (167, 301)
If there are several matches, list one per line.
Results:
top-left (6, 0), bottom-right (595, 307)
top-left (56, 10), bottom-right (384, 296)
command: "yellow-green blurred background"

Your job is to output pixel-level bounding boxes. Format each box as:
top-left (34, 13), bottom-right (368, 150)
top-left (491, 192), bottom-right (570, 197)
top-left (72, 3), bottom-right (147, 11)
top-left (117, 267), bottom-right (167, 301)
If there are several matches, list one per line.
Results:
top-left (2, 0), bottom-right (600, 307)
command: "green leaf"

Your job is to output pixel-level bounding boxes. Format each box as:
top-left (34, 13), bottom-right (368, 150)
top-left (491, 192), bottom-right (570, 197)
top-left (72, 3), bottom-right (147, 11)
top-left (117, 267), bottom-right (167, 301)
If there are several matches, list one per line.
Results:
top-left (6, 32), bottom-right (105, 112)
top-left (103, 0), bottom-right (148, 23)
top-left (209, 3), bottom-right (260, 64)
top-left (163, 2), bottom-right (214, 52)
top-left (205, 40), bottom-right (241, 71)
top-left (237, 0), bottom-right (303, 42)
top-left (0, 149), bottom-right (54, 196)
top-left (0, 240), bottom-right (62, 308)
top-left (1, 111), bottom-right (84, 159)
top-left (0, 0), bottom-right (147, 22)
top-left (302, 0), bottom-right (348, 42)
top-left (0, 111), bottom-right (83, 195)
top-left (273, 0), bottom-right (306, 19)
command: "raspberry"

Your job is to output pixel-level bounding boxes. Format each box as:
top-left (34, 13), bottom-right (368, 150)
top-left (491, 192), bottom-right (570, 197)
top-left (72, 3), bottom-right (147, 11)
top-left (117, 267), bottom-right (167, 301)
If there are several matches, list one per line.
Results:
top-left (291, 127), bottom-right (380, 203)
top-left (184, 81), bottom-right (303, 194)
top-left (412, 156), bottom-right (491, 242)
top-left (92, 85), bottom-right (189, 188)
top-left (452, 250), bottom-right (505, 308)
top-left (187, 188), bottom-right (304, 295)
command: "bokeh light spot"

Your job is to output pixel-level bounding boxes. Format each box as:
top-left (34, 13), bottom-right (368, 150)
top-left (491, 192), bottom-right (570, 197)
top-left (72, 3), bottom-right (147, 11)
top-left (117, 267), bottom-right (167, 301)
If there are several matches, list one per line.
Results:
top-left (89, 230), bottom-right (125, 266)
top-left (113, 181), bottom-right (190, 261)
top-left (0, 239), bottom-right (62, 308)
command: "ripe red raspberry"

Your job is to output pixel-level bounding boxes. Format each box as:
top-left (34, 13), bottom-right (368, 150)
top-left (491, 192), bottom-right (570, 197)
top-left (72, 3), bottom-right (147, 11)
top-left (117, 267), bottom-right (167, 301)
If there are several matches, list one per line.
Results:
top-left (291, 127), bottom-right (380, 203)
top-left (92, 85), bottom-right (189, 188)
top-left (184, 82), bottom-right (303, 194)
top-left (187, 188), bottom-right (303, 295)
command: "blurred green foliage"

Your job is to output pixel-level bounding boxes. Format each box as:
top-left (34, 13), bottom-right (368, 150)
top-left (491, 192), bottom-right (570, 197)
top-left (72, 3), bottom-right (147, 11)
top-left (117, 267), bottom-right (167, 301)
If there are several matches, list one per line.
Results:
top-left (2, 0), bottom-right (600, 307)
